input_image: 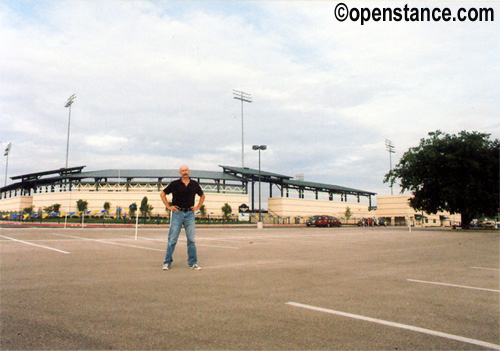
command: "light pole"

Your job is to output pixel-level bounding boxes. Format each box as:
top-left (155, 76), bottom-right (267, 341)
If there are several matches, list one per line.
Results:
top-left (65, 94), bottom-right (77, 169)
top-left (252, 145), bottom-right (266, 224)
top-left (385, 139), bottom-right (395, 195)
top-left (233, 90), bottom-right (252, 168)
top-left (4, 142), bottom-right (12, 187)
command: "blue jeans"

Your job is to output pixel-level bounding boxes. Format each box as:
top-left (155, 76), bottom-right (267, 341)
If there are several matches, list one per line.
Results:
top-left (164, 211), bottom-right (197, 266)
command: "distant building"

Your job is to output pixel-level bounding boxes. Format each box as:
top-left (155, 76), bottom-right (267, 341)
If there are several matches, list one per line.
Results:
top-left (375, 195), bottom-right (461, 227)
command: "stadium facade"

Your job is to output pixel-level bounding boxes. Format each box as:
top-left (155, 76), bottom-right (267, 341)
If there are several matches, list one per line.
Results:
top-left (0, 165), bottom-right (376, 221)
top-left (0, 165), bottom-right (459, 226)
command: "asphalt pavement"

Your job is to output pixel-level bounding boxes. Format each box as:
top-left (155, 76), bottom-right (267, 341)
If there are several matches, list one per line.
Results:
top-left (1, 226), bottom-right (498, 350)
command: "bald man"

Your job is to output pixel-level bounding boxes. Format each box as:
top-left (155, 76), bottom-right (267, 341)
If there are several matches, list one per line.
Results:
top-left (160, 165), bottom-right (205, 271)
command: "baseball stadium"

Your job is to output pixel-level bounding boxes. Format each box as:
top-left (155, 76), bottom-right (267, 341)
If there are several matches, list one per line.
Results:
top-left (0, 164), bottom-right (459, 226)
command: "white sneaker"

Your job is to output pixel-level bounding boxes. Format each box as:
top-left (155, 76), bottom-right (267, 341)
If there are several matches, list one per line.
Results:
top-left (162, 264), bottom-right (170, 270)
top-left (190, 264), bottom-right (202, 271)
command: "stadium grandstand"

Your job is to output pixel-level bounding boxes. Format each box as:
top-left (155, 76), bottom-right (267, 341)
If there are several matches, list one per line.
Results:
top-left (0, 165), bottom-right (376, 221)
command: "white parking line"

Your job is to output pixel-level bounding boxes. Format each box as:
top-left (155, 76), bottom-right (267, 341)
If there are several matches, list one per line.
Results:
top-left (199, 237), bottom-right (247, 243)
top-left (471, 266), bottom-right (500, 271)
top-left (51, 233), bottom-right (164, 252)
top-left (407, 279), bottom-right (500, 293)
top-left (197, 243), bottom-right (240, 249)
top-left (136, 236), bottom-right (165, 242)
top-left (205, 260), bottom-right (285, 269)
top-left (286, 302), bottom-right (500, 350)
top-left (0, 235), bottom-right (70, 254)
top-left (1, 239), bottom-right (84, 242)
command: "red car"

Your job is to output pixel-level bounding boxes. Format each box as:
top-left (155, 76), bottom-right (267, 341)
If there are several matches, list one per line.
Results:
top-left (313, 215), bottom-right (341, 227)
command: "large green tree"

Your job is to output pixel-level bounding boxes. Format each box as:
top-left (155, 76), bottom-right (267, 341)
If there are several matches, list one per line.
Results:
top-left (384, 131), bottom-right (499, 228)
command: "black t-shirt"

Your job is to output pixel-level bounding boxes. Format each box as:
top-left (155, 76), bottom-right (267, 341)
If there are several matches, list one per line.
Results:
top-left (163, 178), bottom-right (204, 208)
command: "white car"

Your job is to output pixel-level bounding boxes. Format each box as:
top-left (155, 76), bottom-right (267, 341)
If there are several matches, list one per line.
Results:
top-left (483, 221), bottom-right (497, 229)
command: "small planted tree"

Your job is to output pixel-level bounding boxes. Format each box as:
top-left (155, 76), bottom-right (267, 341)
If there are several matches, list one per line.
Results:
top-left (76, 200), bottom-right (88, 217)
top-left (200, 205), bottom-right (207, 218)
top-left (52, 204), bottom-right (61, 214)
top-left (140, 196), bottom-right (154, 218)
top-left (221, 203), bottom-right (232, 220)
top-left (23, 206), bottom-right (34, 215)
top-left (345, 206), bottom-right (352, 223)
top-left (103, 202), bottom-right (111, 218)
top-left (76, 199), bottom-right (88, 225)
top-left (129, 203), bottom-right (137, 218)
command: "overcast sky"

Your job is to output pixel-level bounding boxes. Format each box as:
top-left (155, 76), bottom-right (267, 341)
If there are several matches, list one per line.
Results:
top-left (1, 0), bottom-right (499, 200)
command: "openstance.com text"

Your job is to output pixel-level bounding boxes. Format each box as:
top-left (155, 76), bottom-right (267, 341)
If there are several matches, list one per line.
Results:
top-left (334, 3), bottom-right (495, 25)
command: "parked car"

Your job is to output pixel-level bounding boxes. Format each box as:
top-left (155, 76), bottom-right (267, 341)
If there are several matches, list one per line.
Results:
top-left (483, 220), bottom-right (497, 229)
top-left (312, 215), bottom-right (341, 227)
top-left (378, 218), bottom-right (388, 226)
top-left (357, 218), bottom-right (378, 226)
top-left (472, 219), bottom-right (498, 229)
top-left (306, 216), bottom-right (321, 227)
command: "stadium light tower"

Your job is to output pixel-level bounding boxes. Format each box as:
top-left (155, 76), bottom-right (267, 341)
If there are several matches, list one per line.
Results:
top-left (385, 139), bottom-right (395, 195)
top-left (4, 142), bottom-right (12, 187)
top-left (233, 90), bottom-right (252, 168)
top-left (65, 94), bottom-right (77, 169)
top-left (252, 145), bottom-right (267, 224)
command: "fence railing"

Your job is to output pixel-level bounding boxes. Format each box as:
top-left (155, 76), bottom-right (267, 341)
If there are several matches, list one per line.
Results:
top-left (1, 211), bottom-right (390, 226)
top-left (0, 212), bottom-right (254, 225)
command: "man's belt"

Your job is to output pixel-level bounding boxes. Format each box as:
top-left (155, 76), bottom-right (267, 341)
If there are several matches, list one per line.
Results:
top-left (177, 207), bottom-right (192, 212)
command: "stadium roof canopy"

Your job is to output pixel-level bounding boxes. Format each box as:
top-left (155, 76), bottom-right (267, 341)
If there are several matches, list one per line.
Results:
top-left (220, 165), bottom-right (375, 208)
top-left (1, 165), bottom-right (376, 207)
top-left (220, 165), bottom-right (375, 197)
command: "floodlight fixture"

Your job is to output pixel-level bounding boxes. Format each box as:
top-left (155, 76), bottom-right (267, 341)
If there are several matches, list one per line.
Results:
top-left (233, 89), bottom-right (252, 103)
top-left (385, 139), bottom-right (395, 195)
top-left (4, 142), bottom-right (11, 157)
top-left (4, 142), bottom-right (12, 186)
top-left (385, 139), bottom-right (395, 153)
top-left (233, 89), bottom-right (252, 167)
top-left (65, 94), bottom-right (76, 108)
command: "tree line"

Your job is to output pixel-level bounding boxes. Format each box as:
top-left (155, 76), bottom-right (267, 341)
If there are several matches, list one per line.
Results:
top-left (22, 196), bottom-right (234, 219)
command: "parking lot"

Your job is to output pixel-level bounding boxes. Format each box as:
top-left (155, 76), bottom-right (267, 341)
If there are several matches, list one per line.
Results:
top-left (1, 225), bottom-right (499, 350)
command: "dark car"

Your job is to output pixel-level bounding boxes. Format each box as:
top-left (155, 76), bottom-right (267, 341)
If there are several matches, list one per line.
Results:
top-left (313, 215), bottom-right (341, 227)
top-left (357, 218), bottom-right (378, 226)
top-left (306, 216), bottom-right (321, 227)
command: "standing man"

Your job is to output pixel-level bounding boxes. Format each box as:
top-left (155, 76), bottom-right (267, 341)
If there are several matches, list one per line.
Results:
top-left (161, 165), bottom-right (205, 271)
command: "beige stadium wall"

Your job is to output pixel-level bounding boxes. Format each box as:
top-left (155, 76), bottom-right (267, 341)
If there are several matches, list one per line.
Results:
top-left (375, 195), bottom-right (415, 218)
top-left (8, 191), bottom-right (249, 216)
top-left (375, 195), bottom-right (460, 226)
top-left (268, 197), bottom-right (370, 220)
top-left (0, 192), bottom-right (460, 226)
top-left (0, 196), bottom-right (34, 212)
